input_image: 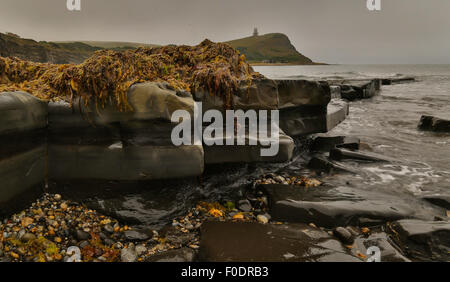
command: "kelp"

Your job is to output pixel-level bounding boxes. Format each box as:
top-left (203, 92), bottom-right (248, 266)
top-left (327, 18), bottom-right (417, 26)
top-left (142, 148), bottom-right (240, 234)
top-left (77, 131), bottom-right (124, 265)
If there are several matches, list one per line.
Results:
top-left (0, 39), bottom-right (262, 111)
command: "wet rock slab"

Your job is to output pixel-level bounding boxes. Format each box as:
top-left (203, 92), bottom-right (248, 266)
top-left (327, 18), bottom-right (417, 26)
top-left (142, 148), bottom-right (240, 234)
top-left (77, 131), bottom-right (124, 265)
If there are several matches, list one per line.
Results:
top-left (418, 115), bottom-right (450, 133)
top-left (279, 99), bottom-right (348, 136)
top-left (260, 184), bottom-right (438, 228)
top-left (198, 221), bottom-right (361, 262)
top-left (352, 232), bottom-right (410, 262)
top-left (329, 148), bottom-right (392, 162)
top-left (330, 79), bottom-right (380, 101)
top-left (388, 219), bottom-right (450, 261)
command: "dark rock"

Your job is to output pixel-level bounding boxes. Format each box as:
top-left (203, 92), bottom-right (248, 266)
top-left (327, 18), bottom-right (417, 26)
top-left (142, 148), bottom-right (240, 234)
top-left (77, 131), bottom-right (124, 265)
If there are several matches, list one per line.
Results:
top-left (145, 248), bottom-right (196, 262)
top-left (333, 227), bottom-right (354, 244)
top-left (238, 199), bottom-right (252, 212)
top-left (418, 115), bottom-right (450, 133)
top-left (329, 148), bottom-right (391, 162)
top-left (311, 135), bottom-right (360, 152)
top-left (123, 230), bottom-right (151, 241)
top-left (388, 219), bottom-right (450, 261)
top-left (276, 79), bottom-right (331, 110)
top-left (260, 184), bottom-right (439, 228)
top-left (75, 230), bottom-right (91, 241)
top-left (198, 221), bottom-right (361, 262)
top-left (382, 77), bottom-right (415, 85)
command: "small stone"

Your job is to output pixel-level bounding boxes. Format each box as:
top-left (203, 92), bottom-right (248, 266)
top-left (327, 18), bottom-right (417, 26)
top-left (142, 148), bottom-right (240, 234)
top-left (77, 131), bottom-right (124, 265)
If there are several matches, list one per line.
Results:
top-left (124, 230), bottom-right (150, 241)
top-left (333, 227), bottom-right (354, 244)
top-left (135, 245), bottom-right (147, 256)
top-left (21, 217), bottom-right (34, 227)
top-left (121, 245), bottom-right (137, 262)
top-left (103, 224), bottom-right (114, 233)
top-left (79, 241), bottom-right (90, 249)
top-left (274, 175), bottom-right (285, 183)
top-left (54, 194), bottom-right (62, 201)
top-left (238, 200), bottom-right (252, 212)
top-left (54, 237), bottom-right (62, 243)
top-left (257, 215), bottom-right (269, 224)
top-left (60, 203), bottom-right (68, 210)
top-left (76, 230), bottom-right (91, 241)
top-left (20, 233), bottom-right (36, 242)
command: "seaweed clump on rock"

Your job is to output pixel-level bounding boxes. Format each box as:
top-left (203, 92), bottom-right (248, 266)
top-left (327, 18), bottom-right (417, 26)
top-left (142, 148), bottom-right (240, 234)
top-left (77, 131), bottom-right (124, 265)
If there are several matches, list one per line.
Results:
top-left (0, 39), bottom-right (262, 111)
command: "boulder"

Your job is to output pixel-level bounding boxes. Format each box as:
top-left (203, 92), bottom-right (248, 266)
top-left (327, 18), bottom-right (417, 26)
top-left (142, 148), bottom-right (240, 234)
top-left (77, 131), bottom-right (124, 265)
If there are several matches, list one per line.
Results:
top-left (382, 77), bottom-right (415, 85)
top-left (48, 82), bottom-right (205, 181)
top-left (276, 79), bottom-right (331, 109)
top-left (193, 78), bottom-right (279, 112)
top-left (333, 80), bottom-right (379, 101)
top-left (260, 184), bottom-right (438, 228)
top-left (48, 143), bottom-right (204, 181)
top-left (48, 82), bottom-right (195, 129)
top-left (198, 221), bottom-right (361, 262)
top-left (0, 91), bottom-right (47, 216)
top-left (327, 99), bottom-right (349, 131)
top-left (0, 147), bottom-right (46, 214)
top-left (388, 219), bottom-right (450, 261)
top-left (418, 115), bottom-right (450, 133)
top-left (279, 99), bottom-right (348, 136)
top-left (0, 92), bottom-right (47, 135)
top-left (203, 129), bottom-right (294, 164)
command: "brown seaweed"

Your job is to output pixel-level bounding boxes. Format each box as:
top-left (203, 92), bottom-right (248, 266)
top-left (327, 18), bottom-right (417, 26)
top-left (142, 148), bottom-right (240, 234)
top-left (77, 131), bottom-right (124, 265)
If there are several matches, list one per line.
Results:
top-left (0, 39), bottom-right (262, 111)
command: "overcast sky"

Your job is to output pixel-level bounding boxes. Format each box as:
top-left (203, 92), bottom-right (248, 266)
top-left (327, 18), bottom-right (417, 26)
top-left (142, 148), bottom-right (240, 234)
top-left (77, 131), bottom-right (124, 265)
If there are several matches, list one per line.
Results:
top-left (1, 0), bottom-right (449, 64)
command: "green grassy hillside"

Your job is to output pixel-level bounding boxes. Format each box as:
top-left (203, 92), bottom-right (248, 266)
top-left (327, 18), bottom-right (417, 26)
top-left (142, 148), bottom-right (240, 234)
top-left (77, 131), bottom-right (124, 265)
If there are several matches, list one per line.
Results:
top-left (0, 32), bottom-right (101, 64)
top-left (1, 32), bottom-right (316, 65)
top-left (57, 41), bottom-right (159, 50)
top-left (225, 33), bottom-right (314, 64)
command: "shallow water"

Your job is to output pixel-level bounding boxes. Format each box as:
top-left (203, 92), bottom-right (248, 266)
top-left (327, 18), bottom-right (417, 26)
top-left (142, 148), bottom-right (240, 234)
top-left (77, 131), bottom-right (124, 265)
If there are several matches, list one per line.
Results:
top-left (58, 65), bottom-right (450, 230)
top-left (256, 64), bottom-right (450, 198)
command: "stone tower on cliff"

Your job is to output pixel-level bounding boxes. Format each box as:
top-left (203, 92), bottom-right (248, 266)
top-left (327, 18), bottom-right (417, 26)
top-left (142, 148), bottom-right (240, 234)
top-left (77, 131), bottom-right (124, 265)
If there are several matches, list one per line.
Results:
top-left (253, 28), bottom-right (259, 37)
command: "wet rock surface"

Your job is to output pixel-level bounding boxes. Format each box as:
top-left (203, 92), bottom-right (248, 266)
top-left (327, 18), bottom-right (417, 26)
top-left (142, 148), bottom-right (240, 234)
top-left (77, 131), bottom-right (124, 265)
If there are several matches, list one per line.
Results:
top-left (198, 221), bottom-right (362, 262)
top-left (388, 219), bottom-right (450, 261)
top-left (260, 184), bottom-right (439, 228)
top-left (418, 115), bottom-right (450, 133)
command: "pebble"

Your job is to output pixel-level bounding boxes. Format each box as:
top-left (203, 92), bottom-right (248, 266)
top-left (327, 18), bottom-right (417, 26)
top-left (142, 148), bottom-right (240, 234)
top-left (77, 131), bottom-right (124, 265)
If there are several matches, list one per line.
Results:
top-left (238, 199), bottom-right (252, 212)
top-left (257, 215), bottom-right (269, 224)
top-left (121, 244), bottom-right (137, 262)
top-left (103, 224), bottom-right (114, 233)
top-left (124, 230), bottom-right (150, 241)
top-left (76, 230), bottom-right (91, 241)
top-left (135, 244), bottom-right (147, 256)
top-left (54, 194), bottom-right (62, 201)
top-left (20, 233), bottom-right (36, 242)
top-left (333, 227), bottom-right (354, 244)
